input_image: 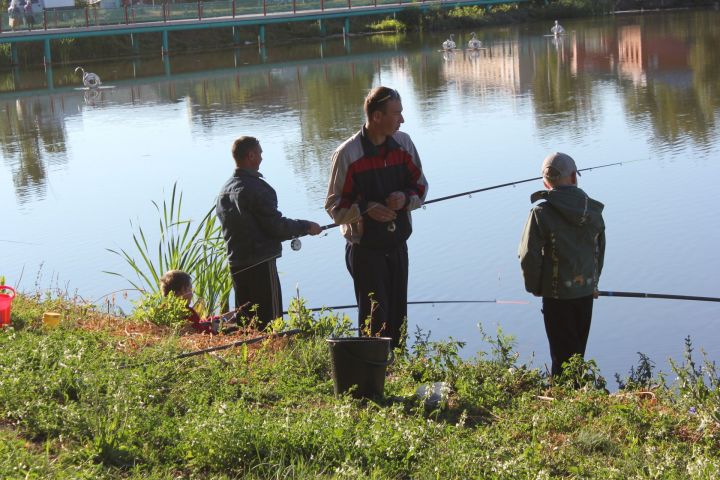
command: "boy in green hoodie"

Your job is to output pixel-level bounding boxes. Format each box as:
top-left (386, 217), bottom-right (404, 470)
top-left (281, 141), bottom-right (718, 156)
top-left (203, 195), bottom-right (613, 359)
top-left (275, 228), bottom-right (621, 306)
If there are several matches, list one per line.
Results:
top-left (518, 152), bottom-right (606, 377)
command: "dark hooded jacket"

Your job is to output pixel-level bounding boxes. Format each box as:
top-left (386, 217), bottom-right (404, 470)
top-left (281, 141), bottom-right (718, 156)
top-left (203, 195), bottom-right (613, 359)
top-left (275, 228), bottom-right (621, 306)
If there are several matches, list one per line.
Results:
top-left (216, 169), bottom-right (310, 270)
top-left (518, 185), bottom-right (605, 299)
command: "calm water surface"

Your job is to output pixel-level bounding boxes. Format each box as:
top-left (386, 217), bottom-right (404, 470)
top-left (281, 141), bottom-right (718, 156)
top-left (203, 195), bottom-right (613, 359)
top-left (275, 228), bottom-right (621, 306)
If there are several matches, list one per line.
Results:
top-left (2, 11), bottom-right (719, 381)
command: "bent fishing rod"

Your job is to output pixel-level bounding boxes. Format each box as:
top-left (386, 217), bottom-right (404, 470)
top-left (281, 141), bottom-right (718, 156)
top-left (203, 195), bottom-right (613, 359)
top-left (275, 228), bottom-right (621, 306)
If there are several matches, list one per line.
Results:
top-left (120, 328), bottom-right (303, 369)
top-left (599, 290), bottom-right (720, 303)
top-left (312, 160), bottom-right (633, 235)
top-left (283, 299), bottom-right (528, 314)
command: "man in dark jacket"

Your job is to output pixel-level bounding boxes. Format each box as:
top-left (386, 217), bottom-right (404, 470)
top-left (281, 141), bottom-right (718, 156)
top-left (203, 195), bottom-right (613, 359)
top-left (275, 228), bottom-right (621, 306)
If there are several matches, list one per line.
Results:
top-left (518, 152), bottom-right (606, 376)
top-left (217, 136), bottom-right (322, 329)
top-left (325, 87), bottom-right (428, 347)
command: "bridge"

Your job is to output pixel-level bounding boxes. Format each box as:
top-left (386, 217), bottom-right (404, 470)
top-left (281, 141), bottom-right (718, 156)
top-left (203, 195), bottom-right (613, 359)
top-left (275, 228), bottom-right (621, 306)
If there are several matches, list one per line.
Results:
top-left (0, 0), bottom-right (524, 65)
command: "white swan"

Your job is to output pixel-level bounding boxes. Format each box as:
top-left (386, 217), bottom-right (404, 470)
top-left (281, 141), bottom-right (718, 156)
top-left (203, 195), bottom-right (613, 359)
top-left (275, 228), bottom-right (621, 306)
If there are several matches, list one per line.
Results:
top-left (467, 32), bottom-right (482, 50)
top-left (551, 20), bottom-right (565, 36)
top-left (75, 67), bottom-right (102, 89)
top-left (442, 34), bottom-right (456, 51)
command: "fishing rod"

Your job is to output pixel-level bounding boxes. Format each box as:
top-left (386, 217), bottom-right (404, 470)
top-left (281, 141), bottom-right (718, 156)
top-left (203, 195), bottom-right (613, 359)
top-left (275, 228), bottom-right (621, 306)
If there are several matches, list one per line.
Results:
top-left (120, 328), bottom-right (303, 369)
top-left (284, 299), bottom-right (528, 314)
top-left (299, 160), bottom-right (633, 244)
top-left (599, 290), bottom-right (720, 303)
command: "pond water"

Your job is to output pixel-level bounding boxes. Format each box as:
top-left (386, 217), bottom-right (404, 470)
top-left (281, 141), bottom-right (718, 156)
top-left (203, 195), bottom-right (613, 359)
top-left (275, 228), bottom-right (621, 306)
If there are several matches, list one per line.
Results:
top-left (2, 10), bottom-right (719, 382)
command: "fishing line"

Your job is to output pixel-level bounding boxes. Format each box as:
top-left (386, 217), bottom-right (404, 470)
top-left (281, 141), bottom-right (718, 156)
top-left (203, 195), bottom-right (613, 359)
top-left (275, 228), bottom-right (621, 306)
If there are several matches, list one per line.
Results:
top-left (0, 239), bottom-right (41, 245)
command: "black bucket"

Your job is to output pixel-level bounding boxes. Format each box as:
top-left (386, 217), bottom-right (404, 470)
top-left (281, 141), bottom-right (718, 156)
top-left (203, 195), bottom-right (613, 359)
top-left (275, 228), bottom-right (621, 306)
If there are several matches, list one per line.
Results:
top-left (327, 337), bottom-right (395, 398)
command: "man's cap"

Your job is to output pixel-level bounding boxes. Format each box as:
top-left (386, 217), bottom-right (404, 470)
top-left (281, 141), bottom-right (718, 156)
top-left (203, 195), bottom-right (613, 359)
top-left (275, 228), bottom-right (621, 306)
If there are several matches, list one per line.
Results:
top-left (542, 152), bottom-right (580, 178)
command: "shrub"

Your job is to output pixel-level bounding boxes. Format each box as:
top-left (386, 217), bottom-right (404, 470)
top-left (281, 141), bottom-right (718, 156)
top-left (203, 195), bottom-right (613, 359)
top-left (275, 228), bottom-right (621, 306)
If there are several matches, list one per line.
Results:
top-left (131, 291), bottom-right (188, 330)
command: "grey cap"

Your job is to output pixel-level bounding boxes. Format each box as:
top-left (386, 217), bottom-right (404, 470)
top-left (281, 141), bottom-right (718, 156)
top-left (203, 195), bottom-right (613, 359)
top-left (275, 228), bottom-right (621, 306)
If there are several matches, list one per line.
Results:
top-left (542, 152), bottom-right (580, 178)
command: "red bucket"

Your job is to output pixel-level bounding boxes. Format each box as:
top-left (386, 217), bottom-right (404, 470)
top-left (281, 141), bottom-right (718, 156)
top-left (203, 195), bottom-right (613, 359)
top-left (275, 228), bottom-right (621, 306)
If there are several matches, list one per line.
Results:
top-left (0, 286), bottom-right (16, 327)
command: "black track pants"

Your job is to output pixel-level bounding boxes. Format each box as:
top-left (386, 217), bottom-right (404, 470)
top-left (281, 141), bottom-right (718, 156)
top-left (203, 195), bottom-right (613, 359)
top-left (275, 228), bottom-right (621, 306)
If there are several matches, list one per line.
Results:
top-left (542, 295), bottom-right (594, 376)
top-left (231, 260), bottom-right (282, 329)
top-left (345, 242), bottom-right (408, 348)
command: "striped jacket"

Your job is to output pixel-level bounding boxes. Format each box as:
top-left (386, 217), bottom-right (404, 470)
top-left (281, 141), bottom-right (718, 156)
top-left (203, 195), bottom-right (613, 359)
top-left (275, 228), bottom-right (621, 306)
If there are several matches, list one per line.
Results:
top-left (325, 128), bottom-right (428, 249)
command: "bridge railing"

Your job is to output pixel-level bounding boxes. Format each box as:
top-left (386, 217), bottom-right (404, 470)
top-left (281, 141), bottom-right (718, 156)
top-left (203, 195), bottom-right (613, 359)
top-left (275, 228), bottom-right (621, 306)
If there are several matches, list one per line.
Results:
top-left (0, 0), bottom-right (446, 34)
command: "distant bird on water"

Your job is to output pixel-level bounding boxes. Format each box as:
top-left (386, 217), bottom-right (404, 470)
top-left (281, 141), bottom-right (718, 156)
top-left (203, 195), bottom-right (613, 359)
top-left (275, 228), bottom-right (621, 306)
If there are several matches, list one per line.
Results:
top-left (467, 32), bottom-right (482, 50)
top-left (551, 20), bottom-right (565, 36)
top-left (442, 34), bottom-right (456, 51)
top-left (75, 67), bottom-right (102, 88)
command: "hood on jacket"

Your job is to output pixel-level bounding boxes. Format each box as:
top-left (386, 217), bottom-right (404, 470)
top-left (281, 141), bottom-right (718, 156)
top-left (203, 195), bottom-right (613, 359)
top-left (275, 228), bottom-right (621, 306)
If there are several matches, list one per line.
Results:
top-left (530, 186), bottom-right (604, 228)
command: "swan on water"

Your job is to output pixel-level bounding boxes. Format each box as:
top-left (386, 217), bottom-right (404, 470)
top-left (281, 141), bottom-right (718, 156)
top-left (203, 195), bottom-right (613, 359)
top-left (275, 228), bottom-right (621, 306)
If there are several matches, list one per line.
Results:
top-left (551, 20), bottom-right (565, 36)
top-left (467, 32), bottom-right (482, 50)
top-left (442, 34), bottom-right (456, 51)
top-left (75, 67), bottom-right (102, 88)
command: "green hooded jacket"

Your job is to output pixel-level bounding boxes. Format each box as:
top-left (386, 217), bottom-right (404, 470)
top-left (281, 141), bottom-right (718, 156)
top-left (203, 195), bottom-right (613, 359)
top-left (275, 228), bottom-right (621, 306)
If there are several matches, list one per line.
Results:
top-left (518, 185), bottom-right (605, 299)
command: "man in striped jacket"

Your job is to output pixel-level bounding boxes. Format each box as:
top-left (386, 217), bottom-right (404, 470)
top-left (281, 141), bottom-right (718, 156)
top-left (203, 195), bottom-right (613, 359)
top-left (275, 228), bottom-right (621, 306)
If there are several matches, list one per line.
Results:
top-left (325, 86), bottom-right (428, 347)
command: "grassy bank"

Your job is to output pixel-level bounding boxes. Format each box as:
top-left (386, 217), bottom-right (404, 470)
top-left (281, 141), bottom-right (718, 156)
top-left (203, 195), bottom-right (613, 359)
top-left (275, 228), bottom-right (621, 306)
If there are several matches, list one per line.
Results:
top-left (1, 292), bottom-right (719, 478)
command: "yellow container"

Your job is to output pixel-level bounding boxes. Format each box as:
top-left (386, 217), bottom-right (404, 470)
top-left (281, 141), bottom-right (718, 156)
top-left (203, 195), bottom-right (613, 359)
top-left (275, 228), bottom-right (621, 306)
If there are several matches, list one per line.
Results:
top-left (42, 312), bottom-right (61, 328)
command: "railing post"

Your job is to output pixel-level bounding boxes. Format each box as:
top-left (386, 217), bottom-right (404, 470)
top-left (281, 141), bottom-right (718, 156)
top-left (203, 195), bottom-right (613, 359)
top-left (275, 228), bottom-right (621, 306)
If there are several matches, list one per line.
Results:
top-left (43, 10), bottom-right (47, 30)
top-left (93, 7), bottom-right (97, 26)
top-left (292, 0), bottom-right (296, 14)
top-left (321, 0), bottom-right (324, 11)
top-left (124, 5), bottom-right (128, 25)
top-left (232, 0), bottom-right (235, 18)
top-left (162, 2), bottom-right (167, 22)
top-left (347, 0), bottom-right (351, 9)
top-left (263, 0), bottom-right (266, 16)
top-left (85, 7), bottom-right (89, 27)
top-left (197, 0), bottom-right (201, 20)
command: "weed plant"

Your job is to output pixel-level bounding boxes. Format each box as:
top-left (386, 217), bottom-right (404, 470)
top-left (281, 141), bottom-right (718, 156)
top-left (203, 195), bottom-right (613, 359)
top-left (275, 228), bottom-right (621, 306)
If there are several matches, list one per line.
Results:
top-left (1, 295), bottom-right (719, 478)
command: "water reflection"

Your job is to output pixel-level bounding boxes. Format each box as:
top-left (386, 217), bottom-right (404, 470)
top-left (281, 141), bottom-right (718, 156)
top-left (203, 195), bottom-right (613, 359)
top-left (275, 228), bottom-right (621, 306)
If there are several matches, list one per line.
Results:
top-left (1, 11), bottom-right (719, 204)
top-left (0, 96), bottom-right (71, 203)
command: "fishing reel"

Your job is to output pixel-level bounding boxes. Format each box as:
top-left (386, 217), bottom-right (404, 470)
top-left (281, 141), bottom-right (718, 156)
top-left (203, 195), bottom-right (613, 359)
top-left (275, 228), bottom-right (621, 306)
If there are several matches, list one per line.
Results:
top-left (290, 237), bottom-right (302, 251)
top-left (387, 221), bottom-right (396, 232)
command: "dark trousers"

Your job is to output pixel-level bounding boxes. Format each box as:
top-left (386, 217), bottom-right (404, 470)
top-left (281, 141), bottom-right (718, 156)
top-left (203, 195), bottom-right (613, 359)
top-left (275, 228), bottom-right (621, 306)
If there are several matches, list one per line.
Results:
top-left (345, 242), bottom-right (408, 348)
top-left (542, 295), bottom-right (594, 376)
top-left (230, 260), bottom-right (282, 329)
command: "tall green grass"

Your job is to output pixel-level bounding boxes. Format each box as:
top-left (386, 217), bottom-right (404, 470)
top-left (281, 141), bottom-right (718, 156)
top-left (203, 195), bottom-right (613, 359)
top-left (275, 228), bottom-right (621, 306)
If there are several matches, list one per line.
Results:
top-left (106, 183), bottom-right (231, 316)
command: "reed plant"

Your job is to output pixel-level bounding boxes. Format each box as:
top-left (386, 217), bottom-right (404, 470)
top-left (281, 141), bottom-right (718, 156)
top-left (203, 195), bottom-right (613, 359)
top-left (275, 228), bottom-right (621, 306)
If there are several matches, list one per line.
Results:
top-left (106, 183), bottom-right (232, 317)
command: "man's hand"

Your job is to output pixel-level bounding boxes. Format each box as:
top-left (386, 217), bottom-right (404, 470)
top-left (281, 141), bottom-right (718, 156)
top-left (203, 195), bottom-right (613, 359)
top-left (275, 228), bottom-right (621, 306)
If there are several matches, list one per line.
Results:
top-left (306, 222), bottom-right (322, 235)
top-left (593, 289), bottom-right (599, 299)
top-left (366, 201), bottom-right (397, 223)
top-left (386, 191), bottom-right (407, 211)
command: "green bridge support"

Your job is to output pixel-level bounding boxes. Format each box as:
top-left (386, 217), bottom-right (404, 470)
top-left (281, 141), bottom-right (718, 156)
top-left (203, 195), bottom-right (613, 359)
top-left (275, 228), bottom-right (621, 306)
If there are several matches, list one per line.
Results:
top-left (233, 26), bottom-right (241, 45)
top-left (46, 66), bottom-right (54, 90)
top-left (161, 30), bottom-right (169, 56)
top-left (344, 17), bottom-right (350, 37)
top-left (10, 43), bottom-right (19, 66)
top-left (258, 25), bottom-right (265, 45)
top-left (318, 19), bottom-right (326, 37)
top-left (43, 38), bottom-right (51, 66)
